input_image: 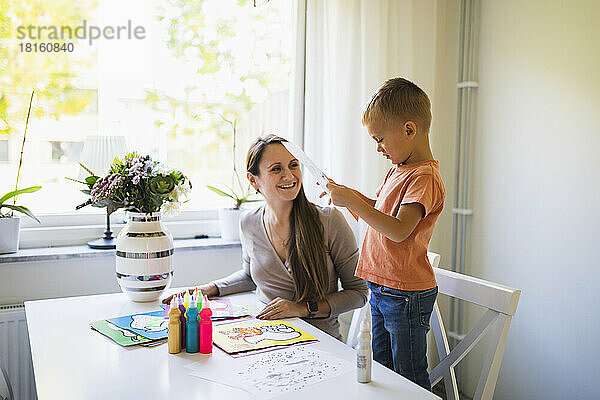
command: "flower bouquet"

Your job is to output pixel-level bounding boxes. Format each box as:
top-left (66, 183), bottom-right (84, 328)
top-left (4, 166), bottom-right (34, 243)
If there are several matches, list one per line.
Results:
top-left (72, 152), bottom-right (191, 301)
top-left (75, 152), bottom-right (192, 216)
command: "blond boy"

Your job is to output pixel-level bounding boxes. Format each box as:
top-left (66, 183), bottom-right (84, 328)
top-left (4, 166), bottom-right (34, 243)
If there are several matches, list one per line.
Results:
top-left (327, 77), bottom-right (445, 391)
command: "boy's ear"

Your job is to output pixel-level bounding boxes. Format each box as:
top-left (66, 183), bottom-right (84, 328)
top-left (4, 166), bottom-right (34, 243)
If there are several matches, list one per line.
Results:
top-left (404, 121), bottom-right (418, 138)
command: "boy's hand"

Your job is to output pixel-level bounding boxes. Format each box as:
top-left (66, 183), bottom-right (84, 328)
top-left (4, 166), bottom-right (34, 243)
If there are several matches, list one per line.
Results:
top-left (324, 179), bottom-right (357, 208)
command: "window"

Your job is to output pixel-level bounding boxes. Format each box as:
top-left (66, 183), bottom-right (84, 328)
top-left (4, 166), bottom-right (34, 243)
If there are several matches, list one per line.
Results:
top-left (1, 0), bottom-right (297, 222)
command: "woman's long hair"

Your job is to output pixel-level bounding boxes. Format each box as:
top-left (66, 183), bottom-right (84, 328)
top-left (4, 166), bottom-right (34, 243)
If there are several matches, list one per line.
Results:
top-left (246, 134), bottom-right (329, 301)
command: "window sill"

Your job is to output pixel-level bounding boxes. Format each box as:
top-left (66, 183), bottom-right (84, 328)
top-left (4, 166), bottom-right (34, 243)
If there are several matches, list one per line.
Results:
top-left (0, 237), bottom-right (241, 264)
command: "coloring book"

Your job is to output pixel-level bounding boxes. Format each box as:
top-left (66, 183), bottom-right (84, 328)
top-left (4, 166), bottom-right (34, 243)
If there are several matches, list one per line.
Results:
top-left (213, 319), bottom-right (318, 355)
top-left (90, 309), bottom-right (169, 346)
top-left (90, 320), bottom-right (156, 346)
top-left (106, 310), bottom-right (168, 340)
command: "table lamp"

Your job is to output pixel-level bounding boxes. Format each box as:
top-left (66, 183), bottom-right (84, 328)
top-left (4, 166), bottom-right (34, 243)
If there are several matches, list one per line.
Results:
top-left (79, 135), bottom-right (127, 249)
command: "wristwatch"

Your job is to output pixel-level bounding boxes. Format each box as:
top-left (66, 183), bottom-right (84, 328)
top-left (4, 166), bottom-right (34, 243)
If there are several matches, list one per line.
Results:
top-left (306, 301), bottom-right (318, 318)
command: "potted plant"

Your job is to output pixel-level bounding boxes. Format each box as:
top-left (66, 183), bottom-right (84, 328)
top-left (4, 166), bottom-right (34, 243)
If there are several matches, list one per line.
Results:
top-left (205, 115), bottom-right (261, 240)
top-left (0, 91), bottom-right (42, 254)
top-left (75, 152), bottom-right (192, 301)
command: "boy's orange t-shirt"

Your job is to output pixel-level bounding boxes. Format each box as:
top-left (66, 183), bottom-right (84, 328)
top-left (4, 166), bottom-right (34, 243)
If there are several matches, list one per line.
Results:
top-left (356, 160), bottom-right (445, 291)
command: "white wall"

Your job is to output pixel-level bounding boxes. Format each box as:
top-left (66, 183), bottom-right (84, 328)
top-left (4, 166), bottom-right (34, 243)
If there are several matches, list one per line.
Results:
top-left (429, 1), bottom-right (600, 399)
top-left (0, 247), bottom-right (242, 305)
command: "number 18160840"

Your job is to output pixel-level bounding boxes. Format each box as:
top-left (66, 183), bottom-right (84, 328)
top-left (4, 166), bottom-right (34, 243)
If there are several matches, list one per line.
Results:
top-left (20, 42), bottom-right (74, 52)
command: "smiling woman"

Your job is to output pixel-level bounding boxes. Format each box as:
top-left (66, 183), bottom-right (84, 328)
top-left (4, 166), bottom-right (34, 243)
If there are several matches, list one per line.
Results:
top-left (166, 135), bottom-right (368, 340)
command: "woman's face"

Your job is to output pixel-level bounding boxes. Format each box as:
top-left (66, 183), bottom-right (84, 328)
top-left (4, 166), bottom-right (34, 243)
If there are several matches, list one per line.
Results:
top-left (248, 143), bottom-right (302, 204)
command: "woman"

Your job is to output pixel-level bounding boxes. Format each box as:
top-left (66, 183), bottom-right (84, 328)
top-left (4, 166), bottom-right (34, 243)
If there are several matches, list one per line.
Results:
top-left (167, 134), bottom-right (367, 340)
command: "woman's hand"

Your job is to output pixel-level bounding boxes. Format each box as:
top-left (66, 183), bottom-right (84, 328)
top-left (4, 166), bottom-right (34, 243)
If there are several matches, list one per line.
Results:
top-left (161, 283), bottom-right (218, 304)
top-left (256, 297), bottom-right (308, 320)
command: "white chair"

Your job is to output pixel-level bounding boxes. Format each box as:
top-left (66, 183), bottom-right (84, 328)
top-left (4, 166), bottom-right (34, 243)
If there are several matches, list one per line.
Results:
top-left (345, 251), bottom-right (441, 348)
top-left (429, 267), bottom-right (521, 400)
top-left (0, 356), bottom-right (13, 400)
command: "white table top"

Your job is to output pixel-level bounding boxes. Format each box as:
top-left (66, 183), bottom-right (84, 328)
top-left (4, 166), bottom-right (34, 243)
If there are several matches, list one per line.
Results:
top-left (25, 291), bottom-right (439, 400)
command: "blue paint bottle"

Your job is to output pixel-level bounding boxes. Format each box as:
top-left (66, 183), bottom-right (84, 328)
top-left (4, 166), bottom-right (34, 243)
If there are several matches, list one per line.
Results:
top-left (185, 297), bottom-right (200, 353)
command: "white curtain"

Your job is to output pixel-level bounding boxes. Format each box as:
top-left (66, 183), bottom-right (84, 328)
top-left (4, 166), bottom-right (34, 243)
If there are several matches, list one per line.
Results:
top-left (302, 0), bottom-right (437, 242)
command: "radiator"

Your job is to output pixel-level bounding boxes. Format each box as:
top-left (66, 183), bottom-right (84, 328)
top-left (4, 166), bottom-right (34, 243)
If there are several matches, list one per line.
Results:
top-left (0, 305), bottom-right (37, 400)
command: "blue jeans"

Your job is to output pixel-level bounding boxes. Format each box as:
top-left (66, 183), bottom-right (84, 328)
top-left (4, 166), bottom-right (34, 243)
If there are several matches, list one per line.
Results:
top-left (368, 281), bottom-right (438, 391)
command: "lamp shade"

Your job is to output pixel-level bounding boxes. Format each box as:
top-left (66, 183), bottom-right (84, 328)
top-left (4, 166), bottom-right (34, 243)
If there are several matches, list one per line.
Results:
top-left (79, 135), bottom-right (128, 178)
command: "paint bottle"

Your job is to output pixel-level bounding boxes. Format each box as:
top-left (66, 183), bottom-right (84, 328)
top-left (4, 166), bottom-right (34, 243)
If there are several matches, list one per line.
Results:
top-left (167, 297), bottom-right (181, 354)
top-left (195, 288), bottom-right (202, 309)
top-left (199, 295), bottom-right (213, 354)
top-left (183, 290), bottom-right (191, 310)
top-left (356, 316), bottom-right (372, 383)
top-left (186, 297), bottom-right (200, 353)
top-left (177, 294), bottom-right (187, 349)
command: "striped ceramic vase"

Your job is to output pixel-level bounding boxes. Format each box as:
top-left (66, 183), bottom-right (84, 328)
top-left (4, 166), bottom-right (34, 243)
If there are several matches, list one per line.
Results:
top-left (115, 212), bottom-right (174, 302)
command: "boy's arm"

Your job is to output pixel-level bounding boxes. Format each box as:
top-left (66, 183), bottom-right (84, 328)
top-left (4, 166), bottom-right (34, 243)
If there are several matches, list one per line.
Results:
top-left (350, 188), bottom-right (376, 207)
top-left (326, 181), bottom-right (423, 243)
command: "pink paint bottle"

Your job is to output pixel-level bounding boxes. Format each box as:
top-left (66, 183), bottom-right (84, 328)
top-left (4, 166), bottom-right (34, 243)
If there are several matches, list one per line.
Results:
top-left (199, 296), bottom-right (213, 354)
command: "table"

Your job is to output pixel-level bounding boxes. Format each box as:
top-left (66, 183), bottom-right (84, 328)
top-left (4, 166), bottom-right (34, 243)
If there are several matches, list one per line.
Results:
top-left (25, 291), bottom-right (440, 399)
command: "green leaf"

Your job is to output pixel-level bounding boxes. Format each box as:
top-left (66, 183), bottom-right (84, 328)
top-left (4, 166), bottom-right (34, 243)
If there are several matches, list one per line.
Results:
top-left (206, 185), bottom-right (236, 200)
top-left (0, 204), bottom-right (40, 223)
top-left (0, 186), bottom-right (42, 205)
top-left (85, 176), bottom-right (99, 186)
top-left (223, 184), bottom-right (242, 201)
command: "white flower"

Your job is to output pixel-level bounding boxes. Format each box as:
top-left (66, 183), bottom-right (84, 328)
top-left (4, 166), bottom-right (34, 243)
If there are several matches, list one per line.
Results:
top-left (154, 163), bottom-right (173, 175)
top-left (169, 181), bottom-right (191, 202)
top-left (161, 201), bottom-right (181, 217)
top-left (177, 181), bottom-right (192, 198)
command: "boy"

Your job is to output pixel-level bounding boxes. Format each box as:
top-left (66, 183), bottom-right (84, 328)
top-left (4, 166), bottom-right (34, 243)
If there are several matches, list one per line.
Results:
top-left (326, 77), bottom-right (445, 391)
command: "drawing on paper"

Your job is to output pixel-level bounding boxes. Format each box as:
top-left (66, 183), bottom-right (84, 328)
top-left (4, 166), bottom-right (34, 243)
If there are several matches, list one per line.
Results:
top-left (90, 320), bottom-right (155, 346)
top-left (130, 314), bottom-right (169, 332)
top-left (187, 346), bottom-right (354, 399)
top-left (237, 347), bottom-right (353, 396)
top-left (225, 323), bottom-right (302, 344)
top-left (107, 310), bottom-right (168, 340)
top-left (213, 319), bottom-right (317, 355)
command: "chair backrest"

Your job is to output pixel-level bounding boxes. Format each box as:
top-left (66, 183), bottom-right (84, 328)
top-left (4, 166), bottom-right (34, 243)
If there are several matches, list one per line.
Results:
top-left (0, 356), bottom-right (13, 400)
top-left (346, 251), bottom-right (441, 348)
top-left (430, 267), bottom-right (521, 400)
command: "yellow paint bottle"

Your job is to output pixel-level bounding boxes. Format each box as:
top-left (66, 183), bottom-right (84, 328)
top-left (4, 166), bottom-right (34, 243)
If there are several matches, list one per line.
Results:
top-left (168, 297), bottom-right (181, 354)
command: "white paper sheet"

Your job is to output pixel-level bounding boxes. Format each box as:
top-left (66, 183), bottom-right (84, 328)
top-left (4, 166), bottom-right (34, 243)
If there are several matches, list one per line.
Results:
top-left (188, 345), bottom-right (354, 399)
top-left (282, 141), bottom-right (330, 193)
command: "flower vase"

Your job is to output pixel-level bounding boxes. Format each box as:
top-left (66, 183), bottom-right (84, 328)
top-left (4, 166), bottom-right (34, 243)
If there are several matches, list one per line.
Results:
top-left (115, 212), bottom-right (173, 302)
